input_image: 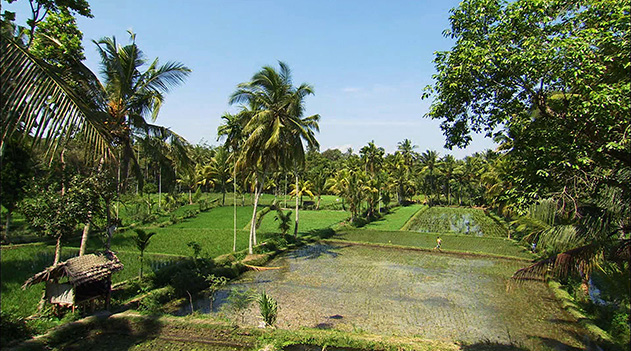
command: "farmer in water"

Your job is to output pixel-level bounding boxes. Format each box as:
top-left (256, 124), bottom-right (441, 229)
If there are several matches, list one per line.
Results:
top-left (434, 236), bottom-right (442, 252)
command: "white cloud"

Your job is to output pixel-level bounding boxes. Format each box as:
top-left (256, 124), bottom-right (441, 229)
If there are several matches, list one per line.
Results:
top-left (342, 87), bottom-right (362, 93)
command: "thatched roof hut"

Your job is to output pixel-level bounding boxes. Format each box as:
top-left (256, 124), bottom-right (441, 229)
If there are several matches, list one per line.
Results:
top-left (23, 251), bottom-right (123, 308)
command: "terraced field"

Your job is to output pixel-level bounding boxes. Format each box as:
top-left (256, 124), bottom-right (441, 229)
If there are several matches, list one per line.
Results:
top-left (364, 204), bottom-right (425, 231)
top-left (405, 207), bottom-right (509, 238)
top-left (215, 243), bottom-right (585, 350)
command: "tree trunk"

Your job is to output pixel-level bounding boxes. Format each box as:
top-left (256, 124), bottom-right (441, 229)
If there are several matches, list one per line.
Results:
top-left (158, 169), bottom-right (162, 209)
top-left (189, 189), bottom-right (193, 205)
top-left (284, 174), bottom-right (288, 208)
top-left (233, 167), bottom-right (237, 252)
top-left (79, 220), bottom-right (91, 256)
top-left (248, 175), bottom-right (264, 254)
top-left (316, 195), bottom-right (321, 210)
top-left (139, 252), bottom-right (144, 278)
top-left (3, 209), bottom-right (11, 243)
top-left (106, 198), bottom-right (112, 251)
top-left (294, 173), bottom-right (299, 238)
top-left (54, 235), bottom-right (62, 264)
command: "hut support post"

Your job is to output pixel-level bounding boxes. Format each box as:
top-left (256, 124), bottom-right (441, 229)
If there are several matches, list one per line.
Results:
top-left (105, 276), bottom-right (112, 310)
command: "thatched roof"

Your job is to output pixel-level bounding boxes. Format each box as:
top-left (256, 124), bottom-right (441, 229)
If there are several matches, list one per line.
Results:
top-left (23, 251), bottom-right (123, 289)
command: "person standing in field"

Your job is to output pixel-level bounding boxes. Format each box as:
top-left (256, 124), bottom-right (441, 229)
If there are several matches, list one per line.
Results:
top-left (434, 236), bottom-right (442, 252)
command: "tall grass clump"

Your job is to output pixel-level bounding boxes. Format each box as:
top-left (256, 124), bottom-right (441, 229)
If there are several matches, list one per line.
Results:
top-left (257, 291), bottom-right (278, 327)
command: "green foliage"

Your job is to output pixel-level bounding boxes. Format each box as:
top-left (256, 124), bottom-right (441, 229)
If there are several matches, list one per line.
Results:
top-left (203, 274), bottom-right (228, 311)
top-left (143, 182), bottom-right (158, 194)
top-left (274, 209), bottom-right (292, 235)
top-left (20, 175), bottom-right (102, 240)
top-left (225, 288), bottom-right (255, 323)
top-left (137, 286), bottom-right (175, 314)
top-left (133, 229), bottom-right (156, 278)
top-left (257, 291), bottom-right (278, 327)
top-left (30, 10), bottom-right (84, 68)
top-left (187, 241), bottom-right (203, 259)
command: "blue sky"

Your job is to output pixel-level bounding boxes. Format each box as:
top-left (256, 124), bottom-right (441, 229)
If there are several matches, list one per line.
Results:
top-left (6, 0), bottom-right (497, 158)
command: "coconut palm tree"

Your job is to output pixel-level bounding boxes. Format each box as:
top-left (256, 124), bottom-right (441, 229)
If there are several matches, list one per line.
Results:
top-left (94, 32), bottom-right (191, 191)
top-left (419, 150), bottom-right (440, 205)
top-left (397, 139), bottom-right (418, 169)
top-left (229, 62), bottom-right (319, 253)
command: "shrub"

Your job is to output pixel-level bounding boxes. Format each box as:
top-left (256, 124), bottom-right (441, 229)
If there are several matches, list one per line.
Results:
top-left (143, 183), bottom-right (158, 194)
top-left (257, 291), bottom-right (278, 327)
top-left (225, 288), bottom-right (255, 323)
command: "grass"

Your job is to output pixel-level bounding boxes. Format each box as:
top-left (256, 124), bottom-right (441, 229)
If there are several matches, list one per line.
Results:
top-left (363, 204), bottom-right (425, 231)
top-left (19, 313), bottom-right (461, 351)
top-left (257, 209), bottom-right (349, 235)
top-left (405, 206), bottom-right (509, 238)
top-left (334, 229), bottom-right (533, 259)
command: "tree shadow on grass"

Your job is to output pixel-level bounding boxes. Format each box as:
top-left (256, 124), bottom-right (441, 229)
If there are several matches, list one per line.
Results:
top-left (36, 315), bottom-right (163, 351)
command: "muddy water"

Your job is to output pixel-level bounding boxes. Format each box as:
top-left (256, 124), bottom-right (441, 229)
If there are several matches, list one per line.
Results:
top-left (192, 243), bottom-right (587, 350)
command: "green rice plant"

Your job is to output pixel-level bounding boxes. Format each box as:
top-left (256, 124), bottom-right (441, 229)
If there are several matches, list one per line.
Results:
top-left (365, 204), bottom-right (425, 231)
top-left (405, 207), bottom-right (509, 237)
top-left (335, 229), bottom-right (532, 259)
top-left (257, 291), bottom-right (278, 327)
top-left (258, 210), bottom-right (348, 235)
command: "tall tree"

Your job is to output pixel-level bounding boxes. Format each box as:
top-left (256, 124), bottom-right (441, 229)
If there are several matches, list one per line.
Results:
top-left (229, 62), bottom-right (319, 253)
top-left (419, 150), bottom-right (440, 205)
top-left (424, 0), bottom-right (630, 283)
top-left (218, 111), bottom-right (248, 251)
top-left (95, 32), bottom-right (191, 191)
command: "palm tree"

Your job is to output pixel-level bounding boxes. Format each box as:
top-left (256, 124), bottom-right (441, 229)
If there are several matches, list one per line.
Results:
top-left (360, 141), bottom-right (385, 176)
top-left (439, 155), bottom-right (456, 205)
top-left (419, 150), bottom-right (440, 205)
top-left (229, 62), bottom-right (319, 253)
top-left (308, 167), bottom-right (331, 210)
top-left (218, 111), bottom-right (248, 252)
top-left (289, 178), bottom-right (314, 237)
top-left (94, 32), bottom-right (191, 191)
top-left (133, 228), bottom-right (155, 279)
top-left (397, 139), bottom-right (418, 168)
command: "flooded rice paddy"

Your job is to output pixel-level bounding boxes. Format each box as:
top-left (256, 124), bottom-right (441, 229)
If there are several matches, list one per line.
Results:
top-left (190, 243), bottom-right (586, 350)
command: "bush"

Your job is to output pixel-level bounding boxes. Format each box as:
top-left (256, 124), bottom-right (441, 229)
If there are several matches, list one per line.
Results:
top-left (257, 291), bottom-right (278, 327)
top-left (143, 183), bottom-right (158, 194)
top-left (138, 286), bottom-right (175, 314)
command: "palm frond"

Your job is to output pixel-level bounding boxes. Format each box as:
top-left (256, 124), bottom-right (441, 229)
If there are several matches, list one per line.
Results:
top-left (1, 34), bottom-right (112, 159)
top-left (512, 243), bottom-right (602, 282)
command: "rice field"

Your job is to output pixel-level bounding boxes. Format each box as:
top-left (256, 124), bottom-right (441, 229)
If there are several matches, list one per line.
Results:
top-left (258, 209), bottom-right (349, 235)
top-left (364, 204), bottom-right (425, 231)
top-left (209, 243), bottom-right (585, 350)
top-left (405, 207), bottom-right (509, 238)
top-left (335, 229), bottom-right (533, 259)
